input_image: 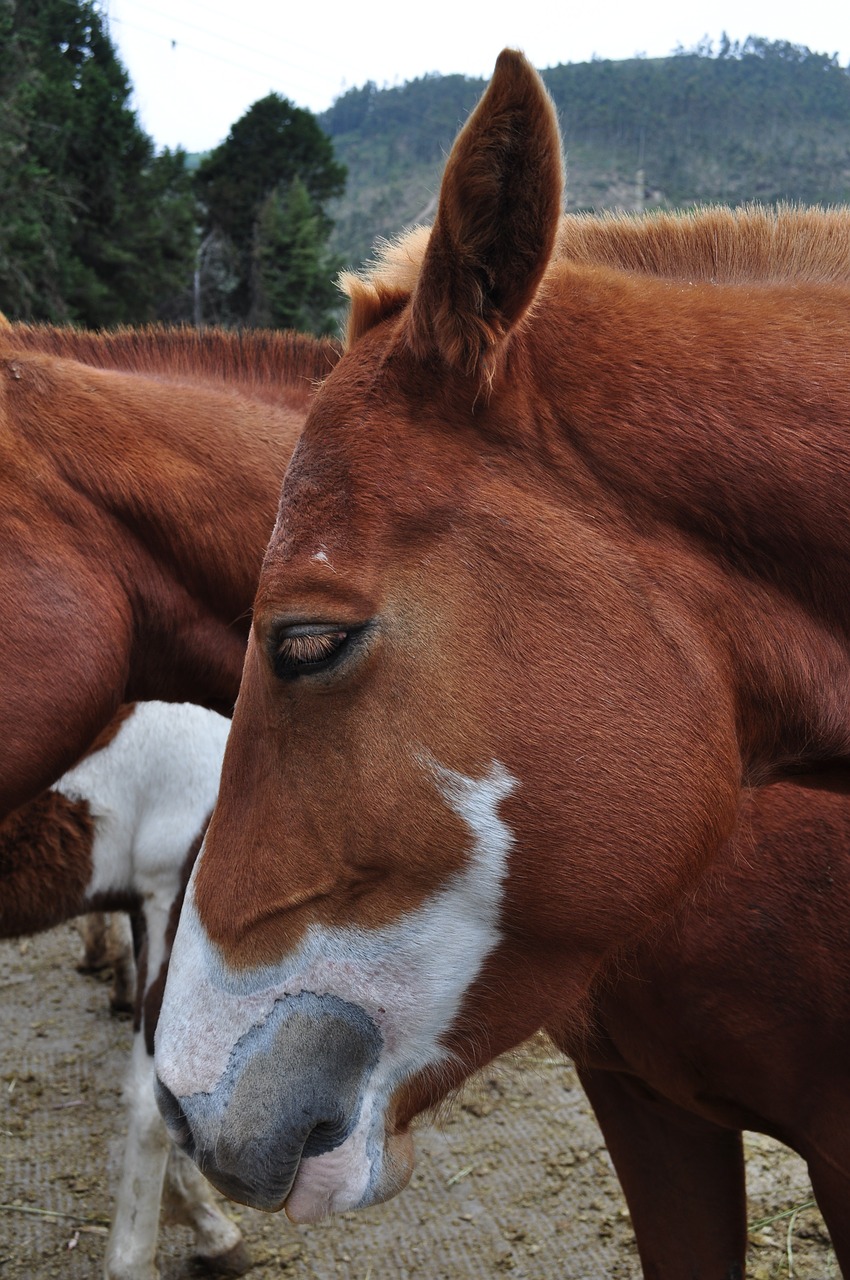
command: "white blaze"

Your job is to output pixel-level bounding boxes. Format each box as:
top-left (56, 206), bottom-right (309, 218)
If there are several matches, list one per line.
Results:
top-left (156, 758), bottom-right (518, 1098)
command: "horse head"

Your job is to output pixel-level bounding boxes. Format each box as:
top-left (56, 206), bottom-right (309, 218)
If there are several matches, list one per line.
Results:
top-left (155, 49), bottom-right (850, 1219)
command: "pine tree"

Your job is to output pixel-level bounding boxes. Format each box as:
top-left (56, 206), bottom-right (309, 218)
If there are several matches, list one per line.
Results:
top-left (195, 93), bottom-right (346, 324)
top-left (0, 0), bottom-right (198, 324)
top-left (0, 0), bottom-right (71, 318)
top-left (250, 177), bottom-right (342, 334)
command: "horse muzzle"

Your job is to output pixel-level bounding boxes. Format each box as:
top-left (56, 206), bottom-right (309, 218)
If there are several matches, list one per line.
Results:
top-left (154, 991), bottom-right (406, 1216)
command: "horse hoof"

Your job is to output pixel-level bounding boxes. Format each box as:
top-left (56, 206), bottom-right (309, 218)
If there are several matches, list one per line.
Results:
top-left (193, 1242), bottom-right (253, 1277)
top-left (108, 995), bottom-right (135, 1017)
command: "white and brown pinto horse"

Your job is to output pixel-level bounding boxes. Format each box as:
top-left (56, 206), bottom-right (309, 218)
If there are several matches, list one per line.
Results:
top-left (155, 49), bottom-right (850, 1264)
top-left (2, 701), bottom-right (239, 1280)
top-left (0, 324), bottom-right (338, 818)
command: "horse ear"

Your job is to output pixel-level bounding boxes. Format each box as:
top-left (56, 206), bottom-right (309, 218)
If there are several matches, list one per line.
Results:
top-left (407, 49), bottom-right (563, 377)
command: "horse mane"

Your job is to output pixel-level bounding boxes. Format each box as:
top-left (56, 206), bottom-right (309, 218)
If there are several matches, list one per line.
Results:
top-left (342, 205), bottom-right (850, 347)
top-left (554, 204), bottom-right (850, 285)
top-left (3, 324), bottom-right (342, 401)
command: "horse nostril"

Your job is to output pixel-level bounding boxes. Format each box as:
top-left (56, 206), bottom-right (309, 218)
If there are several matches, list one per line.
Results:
top-left (154, 1076), bottom-right (194, 1156)
top-left (301, 1114), bottom-right (351, 1159)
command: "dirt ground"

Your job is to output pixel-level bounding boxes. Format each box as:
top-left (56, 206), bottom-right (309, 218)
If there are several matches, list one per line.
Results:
top-left (0, 924), bottom-right (839, 1279)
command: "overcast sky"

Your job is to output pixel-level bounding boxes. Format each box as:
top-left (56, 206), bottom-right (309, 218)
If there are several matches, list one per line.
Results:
top-left (104, 0), bottom-right (850, 154)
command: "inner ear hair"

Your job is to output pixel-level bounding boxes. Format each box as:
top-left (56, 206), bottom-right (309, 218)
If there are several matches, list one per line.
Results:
top-left (407, 49), bottom-right (564, 378)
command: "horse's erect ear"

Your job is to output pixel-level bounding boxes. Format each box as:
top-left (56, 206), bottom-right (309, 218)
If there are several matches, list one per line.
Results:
top-left (407, 49), bottom-right (563, 377)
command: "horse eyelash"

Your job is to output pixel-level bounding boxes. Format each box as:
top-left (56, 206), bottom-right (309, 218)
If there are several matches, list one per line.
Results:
top-left (277, 631), bottom-right (347, 666)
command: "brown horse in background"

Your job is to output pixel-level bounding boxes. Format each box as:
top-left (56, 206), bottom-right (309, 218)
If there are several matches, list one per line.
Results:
top-left (153, 46), bottom-right (850, 1259)
top-left (0, 324), bottom-right (339, 816)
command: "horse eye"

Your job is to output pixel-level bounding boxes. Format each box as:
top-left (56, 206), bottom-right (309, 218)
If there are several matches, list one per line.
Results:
top-left (273, 628), bottom-right (350, 680)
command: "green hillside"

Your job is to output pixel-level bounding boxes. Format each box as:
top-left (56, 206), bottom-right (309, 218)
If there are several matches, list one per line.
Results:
top-left (319, 38), bottom-right (850, 272)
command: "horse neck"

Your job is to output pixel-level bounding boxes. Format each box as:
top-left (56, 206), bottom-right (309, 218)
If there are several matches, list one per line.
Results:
top-left (10, 351), bottom-right (296, 626)
top-left (115, 399), bottom-right (286, 614)
top-left (520, 266), bottom-right (850, 775)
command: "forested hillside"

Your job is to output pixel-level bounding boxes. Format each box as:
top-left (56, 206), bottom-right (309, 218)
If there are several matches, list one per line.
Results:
top-left (321, 38), bottom-right (850, 270)
top-left (3, 18), bottom-right (849, 327)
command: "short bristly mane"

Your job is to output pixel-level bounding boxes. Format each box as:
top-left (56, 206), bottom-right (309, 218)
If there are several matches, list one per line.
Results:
top-left (342, 205), bottom-right (850, 347)
top-left (5, 324), bottom-right (342, 406)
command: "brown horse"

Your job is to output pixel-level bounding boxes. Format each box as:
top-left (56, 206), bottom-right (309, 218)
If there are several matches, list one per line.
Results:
top-left (0, 324), bottom-right (338, 816)
top-left (154, 47), bottom-right (850, 1249)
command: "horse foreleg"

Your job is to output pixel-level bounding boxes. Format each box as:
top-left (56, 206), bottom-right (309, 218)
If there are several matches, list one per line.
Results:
top-left (76, 913), bottom-right (112, 971)
top-left (160, 1147), bottom-right (251, 1276)
top-left (103, 1033), bottom-right (170, 1280)
top-left (76, 913), bottom-right (137, 1013)
top-left (577, 1065), bottom-right (747, 1280)
top-left (104, 1033), bottom-right (248, 1279)
top-left (135, 852), bottom-right (250, 1276)
top-left (107, 912), bottom-right (137, 1013)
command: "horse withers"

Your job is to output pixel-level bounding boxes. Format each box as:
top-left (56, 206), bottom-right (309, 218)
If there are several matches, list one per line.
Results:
top-left (154, 47), bottom-right (850, 1253)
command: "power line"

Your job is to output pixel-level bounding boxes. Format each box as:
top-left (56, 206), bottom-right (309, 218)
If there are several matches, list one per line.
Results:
top-left (113, 0), bottom-right (345, 96)
top-left (123, 0), bottom-right (352, 78)
top-left (108, 12), bottom-right (342, 110)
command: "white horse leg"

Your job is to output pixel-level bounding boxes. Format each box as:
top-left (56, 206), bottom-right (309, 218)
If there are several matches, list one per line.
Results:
top-left (160, 1146), bottom-right (250, 1276)
top-left (120, 849), bottom-right (249, 1277)
top-left (104, 889), bottom-right (175, 1279)
top-left (103, 1033), bottom-right (248, 1279)
top-left (103, 1034), bottom-right (170, 1280)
